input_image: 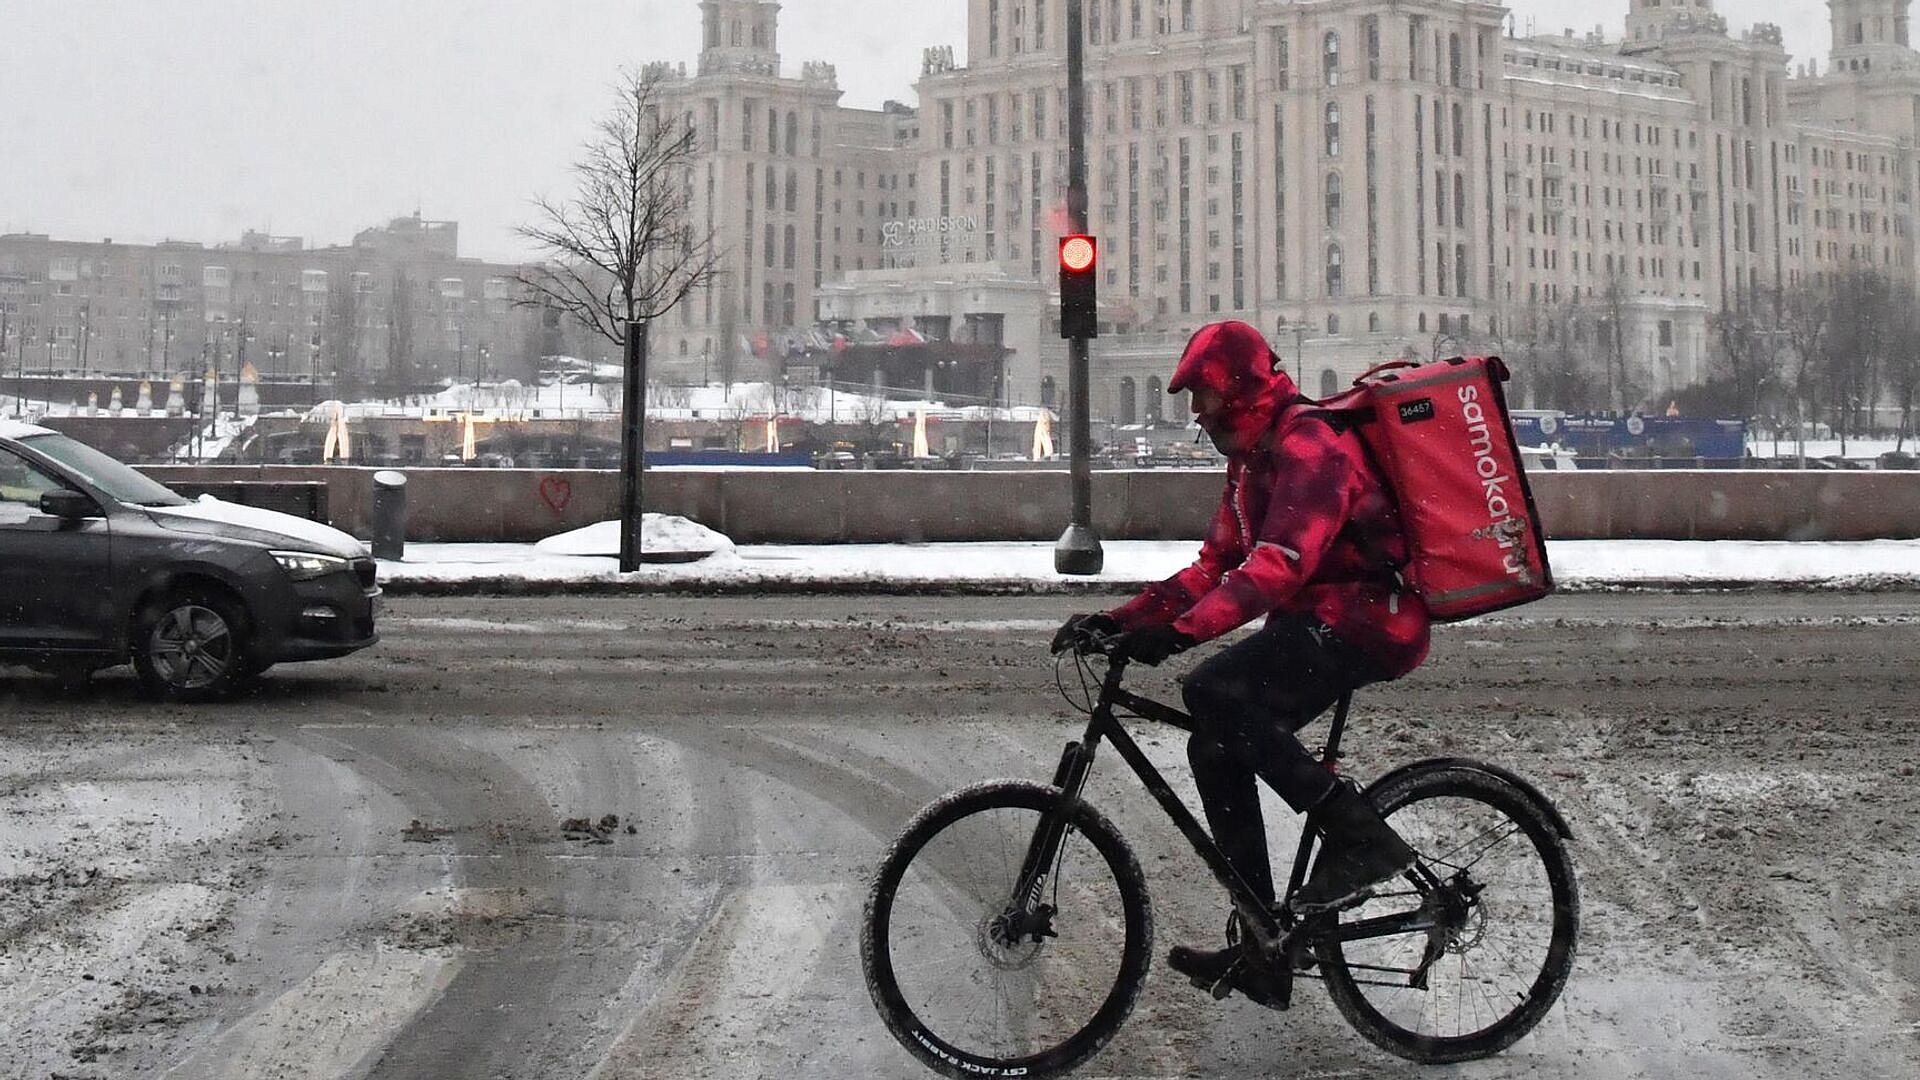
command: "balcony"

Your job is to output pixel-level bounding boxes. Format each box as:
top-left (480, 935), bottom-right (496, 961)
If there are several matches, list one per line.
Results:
top-left (1541, 161), bottom-right (1566, 179)
top-left (1543, 196), bottom-right (1567, 216)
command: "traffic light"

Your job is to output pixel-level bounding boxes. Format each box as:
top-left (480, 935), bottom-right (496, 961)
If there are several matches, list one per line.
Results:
top-left (1059, 234), bottom-right (1098, 339)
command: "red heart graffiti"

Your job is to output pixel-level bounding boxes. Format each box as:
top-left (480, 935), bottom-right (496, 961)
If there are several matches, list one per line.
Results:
top-left (538, 476), bottom-right (572, 514)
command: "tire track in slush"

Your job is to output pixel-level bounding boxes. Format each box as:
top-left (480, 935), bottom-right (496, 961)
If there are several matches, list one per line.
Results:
top-left (328, 725), bottom-right (661, 1080)
top-left (158, 731), bottom-right (451, 1079)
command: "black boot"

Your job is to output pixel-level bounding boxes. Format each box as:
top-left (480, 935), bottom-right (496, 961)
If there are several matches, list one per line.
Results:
top-left (1290, 785), bottom-right (1417, 915)
top-left (1166, 914), bottom-right (1283, 1008)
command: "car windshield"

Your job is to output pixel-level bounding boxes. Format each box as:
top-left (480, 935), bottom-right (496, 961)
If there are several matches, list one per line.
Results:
top-left (20, 432), bottom-right (189, 507)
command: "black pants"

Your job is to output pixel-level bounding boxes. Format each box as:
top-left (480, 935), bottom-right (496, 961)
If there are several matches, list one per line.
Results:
top-left (1180, 614), bottom-right (1388, 909)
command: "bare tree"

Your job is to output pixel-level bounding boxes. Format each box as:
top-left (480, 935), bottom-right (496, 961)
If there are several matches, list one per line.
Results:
top-left (516, 65), bottom-right (721, 569)
top-left (1821, 269), bottom-right (1894, 451)
top-left (385, 268), bottom-right (417, 395)
top-left (1779, 282), bottom-right (1832, 460)
top-left (327, 269), bottom-right (367, 398)
top-left (1595, 269), bottom-right (1634, 413)
top-left (1707, 289), bottom-right (1783, 422)
top-left (1886, 288), bottom-right (1920, 451)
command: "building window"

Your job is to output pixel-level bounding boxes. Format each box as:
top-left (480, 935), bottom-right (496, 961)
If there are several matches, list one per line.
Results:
top-left (1324, 31), bottom-right (1341, 86)
top-left (1118, 376), bottom-right (1137, 424)
top-left (1326, 244), bottom-right (1345, 296)
top-left (1325, 172), bottom-right (1343, 228)
top-left (1325, 101), bottom-right (1341, 156)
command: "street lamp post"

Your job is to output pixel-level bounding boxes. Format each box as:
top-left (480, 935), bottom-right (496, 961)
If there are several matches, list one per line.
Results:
top-left (77, 303), bottom-right (92, 380)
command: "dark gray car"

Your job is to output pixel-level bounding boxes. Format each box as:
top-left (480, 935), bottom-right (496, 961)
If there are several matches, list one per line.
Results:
top-left (0, 418), bottom-right (379, 699)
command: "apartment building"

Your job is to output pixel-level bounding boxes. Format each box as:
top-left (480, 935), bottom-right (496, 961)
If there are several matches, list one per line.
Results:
top-left (644, 0), bottom-right (1920, 417)
top-left (0, 214), bottom-right (544, 395)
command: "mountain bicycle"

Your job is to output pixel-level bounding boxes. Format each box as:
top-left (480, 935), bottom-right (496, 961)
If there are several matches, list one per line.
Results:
top-left (861, 628), bottom-right (1579, 1078)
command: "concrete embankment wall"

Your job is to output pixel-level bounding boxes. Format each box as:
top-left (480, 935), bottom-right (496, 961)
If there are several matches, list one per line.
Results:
top-left (140, 466), bottom-right (1920, 544)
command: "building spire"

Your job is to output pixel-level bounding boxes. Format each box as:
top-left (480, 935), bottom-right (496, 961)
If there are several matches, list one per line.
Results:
top-left (699, 0), bottom-right (781, 77)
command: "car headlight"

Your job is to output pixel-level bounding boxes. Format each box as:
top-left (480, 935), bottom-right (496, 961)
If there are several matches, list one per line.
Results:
top-left (270, 550), bottom-right (349, 581)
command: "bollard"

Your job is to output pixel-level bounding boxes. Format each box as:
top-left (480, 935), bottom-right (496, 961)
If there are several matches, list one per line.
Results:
top-left (370, 470), bottom-right (408, 561)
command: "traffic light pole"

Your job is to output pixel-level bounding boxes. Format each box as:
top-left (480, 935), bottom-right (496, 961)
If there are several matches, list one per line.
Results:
top-left (1055, 0), bottom-right (1104, 575)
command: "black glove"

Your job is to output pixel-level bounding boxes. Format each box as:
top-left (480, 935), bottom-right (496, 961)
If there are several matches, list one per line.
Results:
top-left (1050, 612), bottom-right (1121, 654)
top-left (1115, 624), bottom-right (1198, 666)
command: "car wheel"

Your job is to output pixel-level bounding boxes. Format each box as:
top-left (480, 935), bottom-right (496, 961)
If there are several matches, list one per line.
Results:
top-left (133, 589), bottom-right (254, 702)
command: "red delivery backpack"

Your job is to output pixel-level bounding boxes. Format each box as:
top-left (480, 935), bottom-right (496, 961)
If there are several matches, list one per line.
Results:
top-left (1314, 355), bottom-right (1553, 621)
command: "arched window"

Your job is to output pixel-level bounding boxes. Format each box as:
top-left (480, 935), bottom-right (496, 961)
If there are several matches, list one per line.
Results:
top-left (1325, 244), bottom-right (1345, 297)
top-left (1040, 376), bottom-right (1057, 408)
top-left (1319, 368), bottom-right (1340, 397)
top-left (1326, 313), bottom-right (1341, 335)
top-left (1324, 172), bottom-right (1342, 229)
top-left (1324, 101), bottom-right (1341, 156)
top-left (785, 168), bottom-right (799, 211)
top-left (1146, 376), bottom-right (1163, 422)
top-left (1324, 31), bottom-right (1341, 86)
top-left (1118, 376), bottom-right (1137, 425)
top-left (1367, 311), bottom-right (1381, 332)
top-left (765, 169), bottom-right (777, 208)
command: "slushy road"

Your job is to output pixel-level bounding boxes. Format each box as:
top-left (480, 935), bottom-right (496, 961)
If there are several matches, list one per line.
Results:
top-left (3, 593), bottom-right (1916, 1079)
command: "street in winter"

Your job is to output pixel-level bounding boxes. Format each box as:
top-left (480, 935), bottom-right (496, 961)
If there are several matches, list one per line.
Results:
top-left (7, 0), bottom-right (1919, 1077)
top-left (3, 593), bottom-right (1918, 1078)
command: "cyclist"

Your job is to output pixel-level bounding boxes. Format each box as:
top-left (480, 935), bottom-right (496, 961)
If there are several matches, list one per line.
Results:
top-left (1051, 319), bottom-right (1431, 1005)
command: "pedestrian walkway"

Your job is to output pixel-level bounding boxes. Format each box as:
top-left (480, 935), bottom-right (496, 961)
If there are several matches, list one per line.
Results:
top-left (374, 536), bottom-right (1920, 594)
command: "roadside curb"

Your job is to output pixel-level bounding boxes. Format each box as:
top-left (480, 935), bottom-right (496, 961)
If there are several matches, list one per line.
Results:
top-left (377, 575), bottom-right (1920, 598)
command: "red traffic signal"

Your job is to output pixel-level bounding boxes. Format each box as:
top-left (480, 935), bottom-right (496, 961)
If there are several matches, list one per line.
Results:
top-left (1060, 235), bottom-right (1096, 272)
top-left (1059, 235), bottom-right (1098, 339)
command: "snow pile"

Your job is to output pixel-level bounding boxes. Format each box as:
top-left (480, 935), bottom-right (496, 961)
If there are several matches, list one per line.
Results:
top-left (532, 514), bottom-right (735, 559)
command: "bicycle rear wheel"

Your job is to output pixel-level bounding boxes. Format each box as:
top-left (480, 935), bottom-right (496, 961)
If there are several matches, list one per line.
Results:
top-left (861, 780), bottom-right (1153, 1079)
top-left (1315, 764), bottom-right (1578, 1063)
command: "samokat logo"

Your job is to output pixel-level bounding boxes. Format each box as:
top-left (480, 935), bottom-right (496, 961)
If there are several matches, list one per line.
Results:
top-left (1397, 398), bottom-right (1436, 424)
top-left (1457, 384), bottom-right (1532, 582)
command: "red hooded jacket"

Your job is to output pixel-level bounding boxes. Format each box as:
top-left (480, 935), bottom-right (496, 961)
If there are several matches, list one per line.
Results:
top-left (1107, 321), bottom-right (1431, 678)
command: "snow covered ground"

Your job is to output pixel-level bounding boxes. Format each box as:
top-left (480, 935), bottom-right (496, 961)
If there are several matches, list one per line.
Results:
top-left (376, 517), bottom-right (1920, 591)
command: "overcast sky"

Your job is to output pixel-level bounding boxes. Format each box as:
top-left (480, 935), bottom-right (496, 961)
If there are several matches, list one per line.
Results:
top-left (0, 1), bottom-right (1829, 264)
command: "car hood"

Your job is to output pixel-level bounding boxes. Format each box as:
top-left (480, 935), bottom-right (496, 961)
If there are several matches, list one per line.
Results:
top-left (144, 497), bottom-right (369, 559)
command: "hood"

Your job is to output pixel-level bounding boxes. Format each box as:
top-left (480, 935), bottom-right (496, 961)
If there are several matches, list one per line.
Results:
top-left (1167, 320), bottom-right (1301, 451)
top-left (145, 496), bottom-right (369, 559)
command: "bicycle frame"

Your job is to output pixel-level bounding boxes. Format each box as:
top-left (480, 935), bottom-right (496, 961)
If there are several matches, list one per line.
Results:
top-left (1003, 652), bottom-right (1450, 993)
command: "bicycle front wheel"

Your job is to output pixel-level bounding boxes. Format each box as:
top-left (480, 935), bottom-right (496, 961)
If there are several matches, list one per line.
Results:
top-left (1316, 764), bottom-right (1579, 1063)
top-left (861, 780), bottom-right (1153, 1079)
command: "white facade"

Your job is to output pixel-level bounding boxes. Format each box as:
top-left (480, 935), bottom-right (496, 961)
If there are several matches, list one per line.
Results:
top-left (644, 0), bottom-right (1920, 419)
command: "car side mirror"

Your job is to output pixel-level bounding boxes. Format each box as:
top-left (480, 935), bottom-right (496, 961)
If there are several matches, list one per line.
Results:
top-left (40, 489), bottom-right (100, 520)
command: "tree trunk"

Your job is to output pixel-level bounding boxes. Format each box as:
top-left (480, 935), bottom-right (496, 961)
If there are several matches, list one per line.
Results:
top-left (619, 319), bottom-right (648, 572)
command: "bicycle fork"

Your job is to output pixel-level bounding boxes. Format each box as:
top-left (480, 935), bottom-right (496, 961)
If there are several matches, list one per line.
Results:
top-left (991, 738), bottom-right (1098, 948)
